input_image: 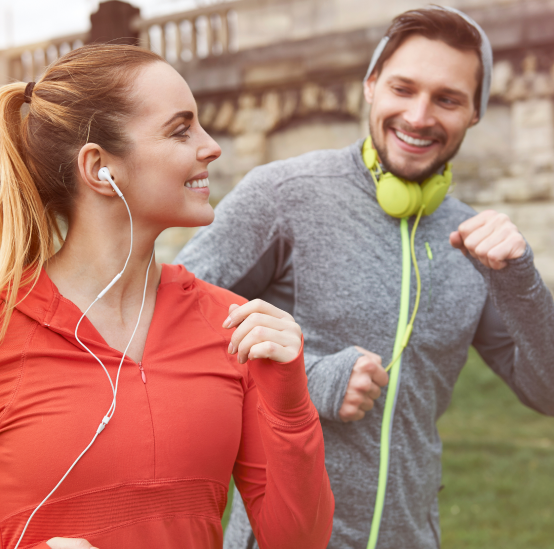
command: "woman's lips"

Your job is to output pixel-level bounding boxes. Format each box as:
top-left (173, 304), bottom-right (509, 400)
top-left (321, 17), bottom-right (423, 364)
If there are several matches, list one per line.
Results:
top-left (184, 172), bottom-right (210, 195)
top-left (185, 185), bottom-right (210, 196)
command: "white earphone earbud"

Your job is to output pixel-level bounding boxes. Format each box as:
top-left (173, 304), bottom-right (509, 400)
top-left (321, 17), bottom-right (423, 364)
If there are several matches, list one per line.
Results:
top-left (98, 166), bottom-right (123, 198)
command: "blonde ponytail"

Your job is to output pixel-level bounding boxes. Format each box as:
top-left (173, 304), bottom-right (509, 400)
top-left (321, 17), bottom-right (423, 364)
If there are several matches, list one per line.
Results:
top-left (0, 44), bottom-right (163, 342)
top-left (0, 82), bottom-right (56, 341)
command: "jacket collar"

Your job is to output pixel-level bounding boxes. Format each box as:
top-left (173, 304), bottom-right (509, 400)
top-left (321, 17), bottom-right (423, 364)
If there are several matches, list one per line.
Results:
top-left (10, 263), bottom-right (196, 351)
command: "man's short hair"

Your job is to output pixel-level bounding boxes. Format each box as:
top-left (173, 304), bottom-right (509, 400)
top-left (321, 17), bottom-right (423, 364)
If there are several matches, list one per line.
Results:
top-left (371, 7), bottom-right (484, 114)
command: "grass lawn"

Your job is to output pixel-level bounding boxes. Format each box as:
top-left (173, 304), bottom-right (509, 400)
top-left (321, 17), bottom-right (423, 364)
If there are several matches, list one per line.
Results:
top-left (222, 347), bottom-right (554, 547)
top-left (437, 347), bottom-right (554, 548)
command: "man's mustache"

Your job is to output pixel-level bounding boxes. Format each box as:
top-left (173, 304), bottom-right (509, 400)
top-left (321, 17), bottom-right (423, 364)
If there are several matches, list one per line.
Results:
top-left (385, 119), bottom-right (446, 143)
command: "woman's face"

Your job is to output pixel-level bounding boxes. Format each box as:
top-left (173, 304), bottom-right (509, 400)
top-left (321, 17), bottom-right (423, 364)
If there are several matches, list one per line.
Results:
top-left (114, 62), bottom-right (221, 231)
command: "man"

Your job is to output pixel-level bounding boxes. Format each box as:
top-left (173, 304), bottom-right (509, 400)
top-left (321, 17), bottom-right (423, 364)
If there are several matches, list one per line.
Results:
top-left (175, 6), bottom-right (554, 549)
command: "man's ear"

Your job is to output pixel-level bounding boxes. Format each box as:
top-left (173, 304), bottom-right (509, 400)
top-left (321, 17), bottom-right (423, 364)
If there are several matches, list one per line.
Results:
top-left (468, 108), bottom-right (480, 128)
top-left (363, 74), bottom-right (377, 105)
top-left (77, 143), bottom-right (116, 197)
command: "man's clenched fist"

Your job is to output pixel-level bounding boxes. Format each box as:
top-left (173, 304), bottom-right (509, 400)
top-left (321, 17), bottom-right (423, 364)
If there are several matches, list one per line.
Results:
top-left (339, 347), bottom-right (389, 422)
top-left (450, 210), bottom-right (526, 270)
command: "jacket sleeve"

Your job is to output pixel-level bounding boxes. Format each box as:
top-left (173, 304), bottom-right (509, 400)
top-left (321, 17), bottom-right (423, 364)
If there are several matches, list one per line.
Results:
top-left (470, 245), bottom-right (554, 415)
top-left (304, 347), bottom-right (362, 422)
top-left (233, 344), bottom-right (334, 549)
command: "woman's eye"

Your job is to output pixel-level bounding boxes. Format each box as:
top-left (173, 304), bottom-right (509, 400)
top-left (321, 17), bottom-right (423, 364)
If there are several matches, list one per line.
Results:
top-left (173, 124), bottom-right (191, 138)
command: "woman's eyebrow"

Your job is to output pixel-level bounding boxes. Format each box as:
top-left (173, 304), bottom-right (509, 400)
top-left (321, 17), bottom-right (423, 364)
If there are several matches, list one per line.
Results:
top-left (162, 110), bottom-right (194, 128)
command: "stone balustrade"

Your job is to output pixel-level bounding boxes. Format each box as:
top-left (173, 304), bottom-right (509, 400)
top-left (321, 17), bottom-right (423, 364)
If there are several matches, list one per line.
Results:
top-left (0, 0), bottom-right (250, 86)
top-left (0, 32), bottom-right (87, 85)
top-left (133, 1), bottom-right (245, 64)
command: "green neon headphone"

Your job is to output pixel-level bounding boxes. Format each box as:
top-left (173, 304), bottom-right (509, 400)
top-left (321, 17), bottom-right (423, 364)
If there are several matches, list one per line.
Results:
top-left (362, 137), bottom-right (452, 218)
top-left (362, 135), bottom-right (455, 549)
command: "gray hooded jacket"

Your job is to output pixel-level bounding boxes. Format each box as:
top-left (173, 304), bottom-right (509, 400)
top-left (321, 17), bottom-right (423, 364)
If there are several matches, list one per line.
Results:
top-left (175, 140), bottom-right (554, 549)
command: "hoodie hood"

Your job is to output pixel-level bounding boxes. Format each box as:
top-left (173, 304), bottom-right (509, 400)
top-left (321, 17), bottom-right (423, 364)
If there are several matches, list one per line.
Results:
top-left (8, 264), bottom-right (196, 352)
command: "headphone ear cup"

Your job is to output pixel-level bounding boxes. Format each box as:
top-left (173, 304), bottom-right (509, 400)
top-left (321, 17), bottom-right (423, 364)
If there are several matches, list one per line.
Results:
top-left (362, 139), bottom-right (378, 170)
top-left (377, 173), bottom-right (422, 218)
top-left (421, 164), bottom-right (452, 216)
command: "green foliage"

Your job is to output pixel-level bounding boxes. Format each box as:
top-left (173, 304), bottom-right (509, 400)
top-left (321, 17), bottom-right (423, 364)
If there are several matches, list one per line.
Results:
top-left (438, 347), bottom-right (554, 548)
top-left (222, 480), bottom-right (234, 531)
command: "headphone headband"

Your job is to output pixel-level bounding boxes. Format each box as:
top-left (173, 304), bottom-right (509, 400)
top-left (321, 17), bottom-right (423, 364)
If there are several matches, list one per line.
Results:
top-left (364, 6), bottom-right (493, 120)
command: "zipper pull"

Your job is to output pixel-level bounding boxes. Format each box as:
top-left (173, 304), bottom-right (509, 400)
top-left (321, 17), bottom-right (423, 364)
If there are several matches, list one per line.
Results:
top-left (425, 242), bottom-right (433, 312)
top-left (138, 361), bottom-right (147, 384)
top-left (425, 241), bottom-right (433, 260)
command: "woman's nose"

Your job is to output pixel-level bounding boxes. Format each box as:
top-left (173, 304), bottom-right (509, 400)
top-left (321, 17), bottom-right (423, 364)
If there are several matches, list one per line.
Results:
top-left (197, 129), bottom-right (222, 163)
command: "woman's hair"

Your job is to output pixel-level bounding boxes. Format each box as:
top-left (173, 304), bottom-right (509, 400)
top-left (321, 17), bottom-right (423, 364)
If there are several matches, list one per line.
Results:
top-left (0, 44), bottom-right (164, 341)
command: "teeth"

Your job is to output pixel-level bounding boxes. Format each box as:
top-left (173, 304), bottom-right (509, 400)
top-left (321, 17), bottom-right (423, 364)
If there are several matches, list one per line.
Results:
top-left (395, 130), bottom-right (433, 147)
top-left (185, 178), bottom-right (210, 188)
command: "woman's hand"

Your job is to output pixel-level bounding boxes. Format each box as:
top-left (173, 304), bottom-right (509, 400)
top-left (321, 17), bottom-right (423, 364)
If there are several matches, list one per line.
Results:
top-left (46, 538), bottom-right (98, 549)
top-left (223, 299), bottom-right (302, 364)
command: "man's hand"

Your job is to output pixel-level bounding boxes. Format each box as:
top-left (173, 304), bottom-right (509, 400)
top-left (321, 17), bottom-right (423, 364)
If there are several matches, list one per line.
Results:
top-left (449, 210), bottom-right (526, 270)
top-left (339, 347), bottom-right (389, 422)
top-left (46, 538), bottom-right (98, 549)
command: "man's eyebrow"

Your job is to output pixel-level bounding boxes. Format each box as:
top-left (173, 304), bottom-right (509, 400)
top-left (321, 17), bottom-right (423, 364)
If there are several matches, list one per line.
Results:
top-left (162, 110), bottom-right (194, 128)
top-left (388, 76), bottom-right (469, 100)
top-left (387, 75), bottom-right (416, 86)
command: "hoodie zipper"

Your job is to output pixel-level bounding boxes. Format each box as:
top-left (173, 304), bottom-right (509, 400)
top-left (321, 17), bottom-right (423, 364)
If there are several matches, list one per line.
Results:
top-left (137, 361), bottom-right (147, 384)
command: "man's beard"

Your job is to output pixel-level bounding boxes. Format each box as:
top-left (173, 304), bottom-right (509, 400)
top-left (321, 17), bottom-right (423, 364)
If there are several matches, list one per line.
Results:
top-left (369, 116), bottom-right (464, 182)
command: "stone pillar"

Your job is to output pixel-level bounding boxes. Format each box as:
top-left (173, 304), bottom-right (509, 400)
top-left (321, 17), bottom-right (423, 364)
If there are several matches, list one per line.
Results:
top-left (0, 53), bottom-right (9, 86)
top-left (229, 93), bottom-right (281, 184)
top-left (89, 1), bottom-right (141, 46)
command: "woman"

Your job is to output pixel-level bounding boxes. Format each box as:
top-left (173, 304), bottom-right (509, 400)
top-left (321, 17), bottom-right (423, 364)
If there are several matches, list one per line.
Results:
top-left (0, 45), bottom-right (333, 549)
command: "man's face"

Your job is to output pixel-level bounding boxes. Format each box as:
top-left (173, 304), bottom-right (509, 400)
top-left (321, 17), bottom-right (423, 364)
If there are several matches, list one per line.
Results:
top-left (364, 34), bottom-right (481, 182)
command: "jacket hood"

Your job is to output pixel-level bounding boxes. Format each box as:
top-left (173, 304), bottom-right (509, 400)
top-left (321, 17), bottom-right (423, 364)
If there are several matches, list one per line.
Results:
top-left (8, 263), bottom-right (196, 351)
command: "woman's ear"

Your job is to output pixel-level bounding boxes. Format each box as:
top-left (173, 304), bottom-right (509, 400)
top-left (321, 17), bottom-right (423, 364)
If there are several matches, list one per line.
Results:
top-left (77, 143), bottom-right (117, 197)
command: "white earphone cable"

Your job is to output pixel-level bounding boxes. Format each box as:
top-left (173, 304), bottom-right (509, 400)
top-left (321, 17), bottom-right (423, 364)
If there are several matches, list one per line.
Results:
top-left (14, 191), bottom-right (155, 549)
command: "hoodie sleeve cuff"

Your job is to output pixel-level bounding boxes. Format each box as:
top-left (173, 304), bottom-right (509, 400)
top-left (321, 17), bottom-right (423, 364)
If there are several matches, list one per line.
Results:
top-left (248, 338), bottom-right (313, 423)
top-left (468, 243), bottom-right (540, 296)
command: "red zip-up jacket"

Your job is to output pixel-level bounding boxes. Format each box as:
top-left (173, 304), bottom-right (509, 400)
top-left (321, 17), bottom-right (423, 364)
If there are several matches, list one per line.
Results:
top-left (0, 264), bottom-right (333, 549)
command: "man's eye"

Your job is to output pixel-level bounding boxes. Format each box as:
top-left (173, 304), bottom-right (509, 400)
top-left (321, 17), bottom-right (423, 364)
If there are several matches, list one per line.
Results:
top-left (392, 86), bottom-right (410, 95)
top-left (439, 97), bottom-right (459, 107)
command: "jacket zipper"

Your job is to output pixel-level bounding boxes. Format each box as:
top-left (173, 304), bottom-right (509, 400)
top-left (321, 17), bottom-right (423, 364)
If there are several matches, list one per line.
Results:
top-left (138, 361), bottom-right (147, 383)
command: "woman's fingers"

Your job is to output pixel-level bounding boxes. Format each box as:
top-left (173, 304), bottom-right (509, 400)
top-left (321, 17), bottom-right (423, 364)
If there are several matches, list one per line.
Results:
top-left (223, 299), bottom-right (302, 364)
top-left (46, 538), bottom-right (98, 549)
top-left (222, 299), bottom-right (293, 328)
top-left (234, 326), bottom-right (299, 364)
top-left (248, 340), bottom-right (298, 364)
top-left (229, 313), bottom-right (298, 354)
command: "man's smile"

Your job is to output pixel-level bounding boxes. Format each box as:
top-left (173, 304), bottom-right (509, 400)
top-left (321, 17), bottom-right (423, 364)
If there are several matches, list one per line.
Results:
top-left (387, 126), bottom-right (441, 156)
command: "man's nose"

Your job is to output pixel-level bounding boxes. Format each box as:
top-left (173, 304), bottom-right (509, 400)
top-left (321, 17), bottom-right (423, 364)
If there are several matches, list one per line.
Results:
top-left (403, 95), bottom-right (436, 129)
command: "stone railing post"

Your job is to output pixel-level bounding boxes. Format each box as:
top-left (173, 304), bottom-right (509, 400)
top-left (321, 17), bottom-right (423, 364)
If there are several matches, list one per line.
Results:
top-left (89, 0), bottom-right (140, 45)
top-left (0, 53), bottom-right (9, 86)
